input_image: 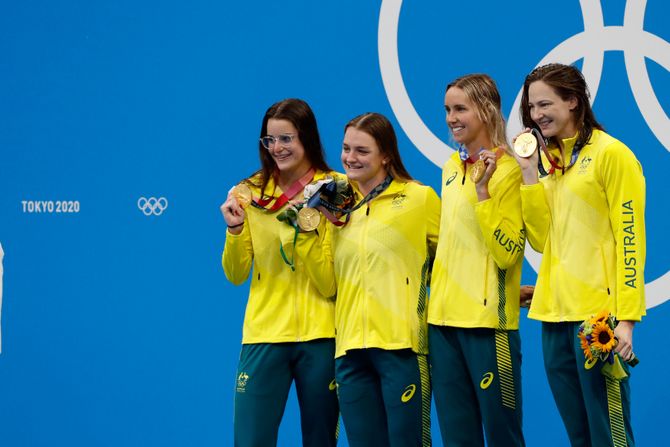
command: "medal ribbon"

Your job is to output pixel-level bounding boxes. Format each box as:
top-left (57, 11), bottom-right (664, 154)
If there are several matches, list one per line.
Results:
top-left (313, 175), bottom-right (394, 226)
top-left (279, 221), bottom-right (300, 272)
top-left (245, 167), bottom-right (313, 271)
top-left (251, 168), bottom-right (315, 211)
top-left (534, 129), bottom-right (583, 176)
top-left (279, 174), bottom-right (393, 270)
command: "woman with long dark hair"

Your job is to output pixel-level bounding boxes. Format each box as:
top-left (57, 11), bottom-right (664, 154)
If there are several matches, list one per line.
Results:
top-left (221, 98), bottom-right (339, 447)
top-left (514, 63), bottom-right (646, 446)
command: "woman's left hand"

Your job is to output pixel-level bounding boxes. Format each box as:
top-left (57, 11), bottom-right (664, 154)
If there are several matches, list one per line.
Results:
top-left (614, 320), bottom-right (635, 362)
top-left (476, 149), bottom-right (498, 186)
top-left (520, 285), bottom-right (535, 308)
top-left (475, 149), bottom-right (499, 200)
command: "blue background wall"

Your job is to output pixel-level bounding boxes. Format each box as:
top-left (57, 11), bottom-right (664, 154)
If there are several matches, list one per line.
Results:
top-left (0, 0), bottom-right (668, 445)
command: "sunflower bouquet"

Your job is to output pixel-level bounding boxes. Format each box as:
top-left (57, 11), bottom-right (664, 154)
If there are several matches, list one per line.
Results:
top-left (577, 310), bottom-right (638, 380)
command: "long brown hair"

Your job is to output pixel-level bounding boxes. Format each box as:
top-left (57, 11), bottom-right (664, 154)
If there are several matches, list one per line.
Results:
top-left (344, 113), bottom-right (413, 182)
top-left (446, 73), bottom-right (508, 150)
top-left (254, 98), bottom-right (331, 196)
top-left (520, 63), bottom-right (603, 150)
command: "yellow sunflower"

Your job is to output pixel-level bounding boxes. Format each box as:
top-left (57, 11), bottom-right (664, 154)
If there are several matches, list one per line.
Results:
top-left (590, 309), bottom-right (610, 326)
top-left (578, 332), bottom-right (592, 360)
top-left (591, 321), bottom-right (616, 353)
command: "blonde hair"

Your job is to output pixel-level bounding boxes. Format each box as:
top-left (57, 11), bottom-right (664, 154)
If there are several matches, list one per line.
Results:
top-left (446, 74), bottom-right (508, 150)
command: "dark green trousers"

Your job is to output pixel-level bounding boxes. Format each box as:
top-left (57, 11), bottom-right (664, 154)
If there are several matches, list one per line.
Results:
top-left (542, 322), bottom-right (634, 447)
top-left (429, 325), bottom-right (525, 447)
top-left (335, 348), bottom-right (431, 447)
top-left (233, 339), bottom-right (339, 447)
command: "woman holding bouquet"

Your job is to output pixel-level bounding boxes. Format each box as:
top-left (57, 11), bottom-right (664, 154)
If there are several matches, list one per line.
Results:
top-left (428, 73), bottom-right (526, 446)
top-left (513, 63), bottom-right (646, 446)
top-left (296, 112), bottom-right (439, 447)
top-left (220, 98), bottom-right (339, 447)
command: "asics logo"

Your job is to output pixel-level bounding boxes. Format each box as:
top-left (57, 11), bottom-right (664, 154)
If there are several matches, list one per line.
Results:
top-left (329, 379), bottom-right (337, 391)
top-left (378, 0), bottom-right (670, 309)
top-left (401, 384), bottom-right (416, 403)
top-left (138, 197), bottom-right (168, 216)
top-left (480, 372), bottom-right (494, 390)
top-left (445, 172), bottom-right (457, 186)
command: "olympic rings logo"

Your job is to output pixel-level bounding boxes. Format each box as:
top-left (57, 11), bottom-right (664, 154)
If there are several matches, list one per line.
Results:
top-left (378, 0), bottom-right (670, 308)
top-left (137, 197), bottom-right (168, 216)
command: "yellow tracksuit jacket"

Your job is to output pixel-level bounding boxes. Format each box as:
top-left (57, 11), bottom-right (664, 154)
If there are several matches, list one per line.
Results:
top-left (222, 170), bottom-right (337, 344)
top-left (428, 152), bottom-right (525, 329)
top-left (522, 129), bottom-right (646, 322)
top-left (296, 180), bottom-right (441, 358)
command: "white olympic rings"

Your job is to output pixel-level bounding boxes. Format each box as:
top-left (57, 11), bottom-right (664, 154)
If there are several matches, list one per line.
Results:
top-left (137, 197), bottom-right (168, 216)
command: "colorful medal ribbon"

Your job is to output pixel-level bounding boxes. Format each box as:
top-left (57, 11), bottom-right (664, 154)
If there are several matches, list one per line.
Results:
top-left (280, 175), bottom-right (393, 270)
top-left (259, 168), bottom-right (315, 271)
top-left (308, 175), bottom-right (393, 226)
top-left (534, 128), bottom-right (583, 176)
top-left (251, 168), bottom-right (315, 212)
top-left (279, 222), bottom-right (301, 272)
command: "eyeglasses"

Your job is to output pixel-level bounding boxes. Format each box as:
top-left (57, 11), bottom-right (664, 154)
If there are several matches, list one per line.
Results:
top-left (260, 134), bottom-right (296, 149)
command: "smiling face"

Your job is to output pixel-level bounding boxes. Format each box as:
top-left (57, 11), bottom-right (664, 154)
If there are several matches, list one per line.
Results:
top-left (341, 127), bottom-right (388, 194)
top-left (528, 80), bottom-right (578, 140)
top-left (444, 86), bottom-right (488, 151)
top-left (265, 118), bottom-right (311, 176)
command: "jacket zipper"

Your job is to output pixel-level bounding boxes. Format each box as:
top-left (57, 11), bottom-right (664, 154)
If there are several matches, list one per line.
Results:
top-left (361, 203), bottom-right (371, 348)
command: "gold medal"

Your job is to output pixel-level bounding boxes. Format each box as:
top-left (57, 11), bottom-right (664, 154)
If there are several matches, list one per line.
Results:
top-left (513, 132), bottom-right (537, 158)
top-left (232, 184), bottom-right (253, 209)
top-left (470, 159), bottom-right (486, 183)
top-left (297, 207), bottom-right (321, 232)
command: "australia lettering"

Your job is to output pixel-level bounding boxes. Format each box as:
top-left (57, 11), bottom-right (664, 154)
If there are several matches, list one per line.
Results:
top-left (493, 228), bottom-right (525, 255)
top-left (622, 200), bottom-right (637, 288)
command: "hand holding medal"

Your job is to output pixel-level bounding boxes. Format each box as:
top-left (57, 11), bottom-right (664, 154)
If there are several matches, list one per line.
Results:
top-left (278, 176), bottom-right (354, 232)
top-left (232, 184), bottom-right (253, 209)
top-left (513, 131), bottom-right (538, 158)
top-left (511, 128), bottom-right (543, 183)
top-left (221, 183), bottom-right (251, 233)
top-left (470, 148), bottom-right (501, 184)
top-left (276, 177), bottom-right (329, 233)
top-left (470, 158), bottom-right (487, 183)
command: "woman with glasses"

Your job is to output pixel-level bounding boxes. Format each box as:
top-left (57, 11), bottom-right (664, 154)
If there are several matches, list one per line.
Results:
top-left (220, 98), bottom-right (339, 447)
top-left (514, 63), bottom-right (646, 446)
top-left (296, 112), bottom-right (439, 447)
top-left (427, 73), bottom-right (526, 447)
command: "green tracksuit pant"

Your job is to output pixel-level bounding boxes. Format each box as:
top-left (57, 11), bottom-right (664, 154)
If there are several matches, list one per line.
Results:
top-left (233, 338), bottom-right (339, 447)
top-left (429, 325), bottom-right (525, 447)
top-left (335, 348), bottom-right (431, 447)
top-left (542, 322), bottom-right (634, 447)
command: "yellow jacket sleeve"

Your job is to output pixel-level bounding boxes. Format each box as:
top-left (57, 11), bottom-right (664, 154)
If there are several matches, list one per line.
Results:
top-left (294, 217), bottom-right (337, 298)
top-left (426, 186), bottom-right (441, 260)
top-left (474, 165), bottom-right (525, 269)
top-left (599, 142), bottom-right (646, 321)
top-left (222, 222), bottom-right (254, 285)
top-left (520, 182), bottom-right (551, 253)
